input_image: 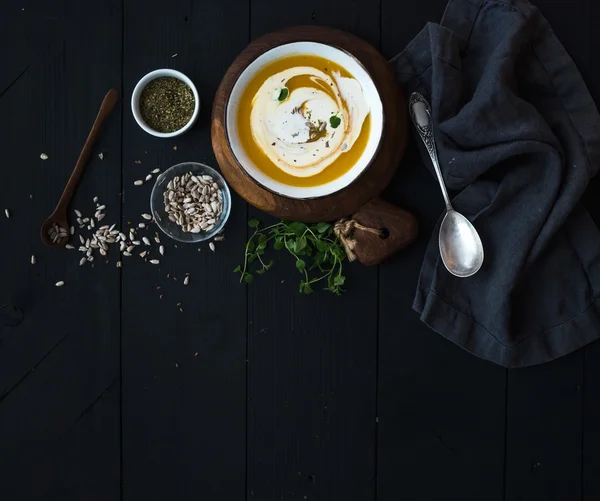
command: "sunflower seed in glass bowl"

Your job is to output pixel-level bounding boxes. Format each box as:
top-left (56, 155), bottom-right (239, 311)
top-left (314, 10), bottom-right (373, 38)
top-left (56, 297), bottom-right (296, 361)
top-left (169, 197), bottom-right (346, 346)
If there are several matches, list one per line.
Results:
top-left (150, 162), bottom-right (231, 243)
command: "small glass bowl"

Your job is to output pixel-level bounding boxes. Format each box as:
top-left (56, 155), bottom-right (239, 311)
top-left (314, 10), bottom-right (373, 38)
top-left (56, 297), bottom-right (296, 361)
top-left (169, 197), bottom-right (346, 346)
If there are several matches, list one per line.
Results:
top-left (150, 162), bottom-right (231, 243)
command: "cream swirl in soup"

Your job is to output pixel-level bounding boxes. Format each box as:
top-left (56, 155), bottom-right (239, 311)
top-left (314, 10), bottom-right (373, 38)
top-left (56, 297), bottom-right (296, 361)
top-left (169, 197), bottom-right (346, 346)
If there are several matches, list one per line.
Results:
top-left (237, 55), bottom-right (373, 188)
top-left (249, 66), bottom-right (370, 178)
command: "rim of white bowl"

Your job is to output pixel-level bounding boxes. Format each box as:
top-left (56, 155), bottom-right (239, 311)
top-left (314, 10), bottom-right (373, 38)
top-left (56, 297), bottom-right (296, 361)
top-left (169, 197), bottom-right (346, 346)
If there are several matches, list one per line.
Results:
top-left (131, 69), bottom-right (200, 138)
top-left (224, 41), bottom-right (384, 200)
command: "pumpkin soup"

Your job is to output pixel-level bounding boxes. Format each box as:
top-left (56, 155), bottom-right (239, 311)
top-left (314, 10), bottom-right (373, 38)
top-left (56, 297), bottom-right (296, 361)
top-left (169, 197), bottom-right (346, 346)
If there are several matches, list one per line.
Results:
top-left (237, 54), bottom-right (371, 187)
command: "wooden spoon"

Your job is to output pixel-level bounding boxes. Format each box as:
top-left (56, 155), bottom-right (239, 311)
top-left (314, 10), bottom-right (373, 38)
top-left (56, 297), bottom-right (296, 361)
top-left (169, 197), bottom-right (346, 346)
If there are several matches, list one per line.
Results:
top-left (40, 89), bottom-right (118, 248)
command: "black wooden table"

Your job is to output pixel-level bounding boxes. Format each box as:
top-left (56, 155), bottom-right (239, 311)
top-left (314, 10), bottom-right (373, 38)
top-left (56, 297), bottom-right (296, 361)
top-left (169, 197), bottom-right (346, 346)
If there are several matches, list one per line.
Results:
top-left (2, 1), bottom-right (600, 500)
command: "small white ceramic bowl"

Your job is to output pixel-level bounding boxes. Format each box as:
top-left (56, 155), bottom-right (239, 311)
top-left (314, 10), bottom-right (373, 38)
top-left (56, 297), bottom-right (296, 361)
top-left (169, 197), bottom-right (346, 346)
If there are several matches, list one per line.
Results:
top-left (226, 41), bottom-right (384, 199)
top-left (131, 69), bottom-right (200, 138)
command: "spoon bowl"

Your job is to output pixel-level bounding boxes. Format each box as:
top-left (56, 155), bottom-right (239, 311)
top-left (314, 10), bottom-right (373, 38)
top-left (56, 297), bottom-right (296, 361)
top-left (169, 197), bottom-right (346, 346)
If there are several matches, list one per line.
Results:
top-left (439, 210), bottom-right (484, 277)
top-left (40, 210), bottom-right (70, 248)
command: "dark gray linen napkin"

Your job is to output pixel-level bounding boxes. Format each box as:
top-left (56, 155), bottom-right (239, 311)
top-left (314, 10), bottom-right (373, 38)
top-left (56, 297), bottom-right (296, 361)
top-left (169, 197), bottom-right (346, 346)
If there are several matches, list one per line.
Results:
top-left (391, 0), bottom-right (600, 367)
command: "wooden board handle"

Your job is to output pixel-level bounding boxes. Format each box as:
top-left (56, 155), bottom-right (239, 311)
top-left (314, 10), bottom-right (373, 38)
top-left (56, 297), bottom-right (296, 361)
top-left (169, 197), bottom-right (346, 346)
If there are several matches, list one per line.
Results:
top-left (349, 197), bottom-right (418, 266)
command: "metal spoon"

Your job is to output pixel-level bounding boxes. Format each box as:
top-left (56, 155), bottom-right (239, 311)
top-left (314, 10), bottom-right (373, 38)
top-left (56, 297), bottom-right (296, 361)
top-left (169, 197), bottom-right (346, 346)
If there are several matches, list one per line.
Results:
top-left (409, 92), bottom-right (484, 277)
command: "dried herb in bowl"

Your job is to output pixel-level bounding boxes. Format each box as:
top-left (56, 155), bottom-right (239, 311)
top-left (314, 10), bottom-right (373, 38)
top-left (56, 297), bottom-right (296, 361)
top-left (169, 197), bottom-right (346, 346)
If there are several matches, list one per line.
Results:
top-left (140, 77), bottom-right (195, 133)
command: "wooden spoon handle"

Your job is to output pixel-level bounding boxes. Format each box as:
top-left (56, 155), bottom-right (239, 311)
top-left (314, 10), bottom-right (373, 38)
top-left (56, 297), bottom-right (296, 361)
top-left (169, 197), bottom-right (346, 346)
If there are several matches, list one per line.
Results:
top-left (55, 89), bottom-right (118, 211)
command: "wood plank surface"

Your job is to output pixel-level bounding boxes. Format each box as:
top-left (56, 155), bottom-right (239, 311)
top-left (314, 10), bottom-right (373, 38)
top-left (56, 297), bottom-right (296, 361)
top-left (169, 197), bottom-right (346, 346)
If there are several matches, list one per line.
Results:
top-left (120, 1), bottom-right (248, 499)
top-left (506, 353), bottom-right (584, 501)
top-left (581, 0), bottom-right (600, 498)
top-left (2, 1), bottom-right (600, 500)
top-left (0, 1), bottom-right (122, 500)
top-left (245, 3), bottom-right (380, 501)
top-left (378, 2), bottom-right (507, 500)
top-left (503, 2), bottom-right (590, 500)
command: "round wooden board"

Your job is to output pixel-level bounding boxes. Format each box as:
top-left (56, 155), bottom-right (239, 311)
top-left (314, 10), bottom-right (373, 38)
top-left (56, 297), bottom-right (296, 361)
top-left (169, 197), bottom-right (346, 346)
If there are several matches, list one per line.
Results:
top-left (211, 25), bottom-right (408, 223)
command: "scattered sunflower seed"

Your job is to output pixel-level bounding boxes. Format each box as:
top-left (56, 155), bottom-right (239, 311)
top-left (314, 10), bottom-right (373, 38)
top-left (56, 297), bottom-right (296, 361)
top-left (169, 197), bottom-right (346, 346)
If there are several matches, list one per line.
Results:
top-left (152, 168), bottom-right (160, 174)
top-left (40, 153), bottom-right (48, 160)
top-left (134, 180), bottom-right (144, 186)
top-left (209, 242), bottom-right (215, 252)
top-left (184, 276), bottom-right (189, 285)
top-left (4, 209), bottom-right (10, 218)
top-left (44, 196), bottom-right (192, 278)
top-left (31, 255), bottom-right (36, 265)
top-left (55, 281), bottom-right (65, 287)
top-left (145, 174), bottom-right (152, 181)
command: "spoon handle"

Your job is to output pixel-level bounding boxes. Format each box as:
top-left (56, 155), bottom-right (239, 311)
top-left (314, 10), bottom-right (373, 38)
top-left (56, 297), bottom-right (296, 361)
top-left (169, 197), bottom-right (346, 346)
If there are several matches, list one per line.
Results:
top-left (409, 92), bottom-right (453, 211)
top-left (55, 89), bottom-right (118, 212)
